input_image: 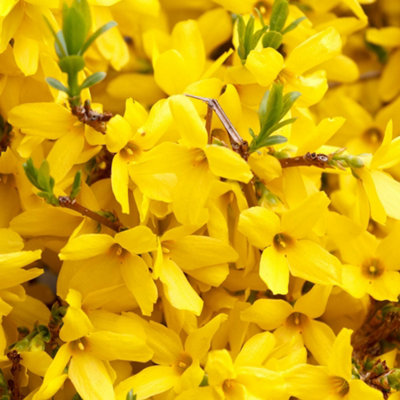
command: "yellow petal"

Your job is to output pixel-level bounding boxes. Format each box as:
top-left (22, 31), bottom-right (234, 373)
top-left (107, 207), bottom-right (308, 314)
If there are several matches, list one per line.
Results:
top-left (146, 320), bottom-right (183, 365)
top-left (0, 228), bottom-right (23, 252)
top-left (185, 313), bottom-right (227, 360)
top-left (10, 208), bottom-right (81, 237)
top-left (358, 168), bottom-right (386, 225)
top-left (106, 115), bottom-right (133, 153)
top-left (154, 49), bottom-right (195, 95)
top-left (235, 332), bottom-right (276, 367)
top-left (13, 33), bottom-right (39, 76)
top-left (379, 50), bottom-right (400, 102)
top-left (115, 226), bottom-right (157, 254)
top-left (0, 0), bottom-right (17, 16)
top-left (371, 170), bottom-right (400, 220)
top-left (302, 319), bottom-right (335, 365)
top-left (349, 379), bottom-right (385, 400)
top-left (0, 249), bottom-right (41, 268)
top-left (172, 20), bottom-right (205, 80)
top-left (69, 352), bottom-right (115, 400)
top-left (59, 234), bottom-right (115, 261)
top-left (47, 129), bottom-right (85, 182)
top-left (20, 351), bottom-right (52, 377)
top-left (86, 330), bottom-right (152, 362)
top-left (366, 27), bottom-right (400, 48)
top-left (111, 153), bottom-right (130, 214)
top-left (281, 192), bottom-right (330, 239)
top-left (159, 258), bottom-right (203, 315)
top-left (169, 95), bottom-right (208, 148)
top-left (115, 366), bottom-right (178, 400)
top-left (238, 207), bottom-right (280, 249)
top-left (120, 255), bottom-right (157, 316)
top-left (260, 246), bottom-right (290, 295)
top-left (240, 298), bottom-right (292, 330)
top-left (206, 349), bottom-right (235, 386)
top-left (294, 285), bottom-right (332, 319)
top-left (59, 289), bottom-right (93, 342)
top-left (8, 103), bottom-right (74, 139)
top-left (245, 48), bottom-right (284, 86)
top-left (167, 235), bottom-right (238, 271)
top-left (286, 240), bottom-right (341, 286)
top-left (285, 27), bottom-right (342, 75)
top-left (327, 328), bottom-right (353, 380)
top-left (205, 145), bottom-right (253, 182)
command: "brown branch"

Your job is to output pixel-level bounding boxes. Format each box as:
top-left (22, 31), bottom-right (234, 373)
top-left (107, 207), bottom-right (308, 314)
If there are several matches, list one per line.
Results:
top-left (71, 100), bottom-right (112, 134)
top-left (205, 103), bottom-right (213, 144)
top-left (7, 351), bottom-right (22, 400)
top-left (58, 196), bottom-right (125, 232)
top-left (329, 70), bottom-right (382, 89)
top-left (279, 152), bottom-right (332, 169)
top-left (185, 94), bottom-right (249, 160)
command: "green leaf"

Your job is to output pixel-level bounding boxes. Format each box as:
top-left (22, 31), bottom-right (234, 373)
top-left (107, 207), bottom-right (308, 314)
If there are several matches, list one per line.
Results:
top-left (37, 160), bottom-right (51, 192)
top-left (59, 55), bottom-right (85, 74)
top-left (79, 72), bottom-right (106, 90)
top-left (79, 21), bottom-right (117, 55)
top-left (73, 0), bottom-right (91, 39)
top-left (270, 0), bottom-right (289, 32)
top-left (365, 40), bottom-right (388, 64)
top-left (262, 31), bottom-right (283, 49)
top-left (43, 17), bottom-right (67, 58)
top-left (269, 117), bottom-right (297, 134)
top-left (70, 171), bottom-right (82, 199)
top-left (250, 25), bottom-right (269, 50)
top-left (23, 158), bottom-right (39, 188)
top-left (237, 15), bottom-right (246, 61)
top-left (126, 390), bottom-right (137, 400)
top-left (259, 82), bottom-right (284, 137)
top-left (63, 6), bottom-right (87, 55)
top-left (55, 31), bottom-right (68, 59)
top-left (244, 15), bottom-right (255, 57)
top-left (250, 134), bottom-right (287, 152)
top-left (280, 91), bottom-right (301, 118)
top-left (46, 77), bottom-right (69, 93)
top-left (254, 8), bottom-right (267, 27)
top-left (281, 16), bottom-right (306, 35)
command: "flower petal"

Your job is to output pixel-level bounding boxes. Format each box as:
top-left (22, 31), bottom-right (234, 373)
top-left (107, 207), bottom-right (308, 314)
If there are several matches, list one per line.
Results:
top-left (205, 145), bottom-right (253, 182)
top-left (115, 226), bottom-right (157, 254)
top-left (238, 207), bottom-right (280, 249)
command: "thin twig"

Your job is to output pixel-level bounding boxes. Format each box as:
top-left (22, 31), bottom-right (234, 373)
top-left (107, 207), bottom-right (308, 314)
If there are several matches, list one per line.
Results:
top-left (58, 196), bottom-right (125, 232)
top-left (185, 94), bottom-right (249, 159)
top-left (7, 351), bottom-right (22, 400)
top-left (205, 103), bottom-right (213, 144)
top-left (71, 100), bottom-right (112, 134)
top-left (278, 152), bottom-right (332, 169)
top-left (329, 70), bottom-right (382, 89)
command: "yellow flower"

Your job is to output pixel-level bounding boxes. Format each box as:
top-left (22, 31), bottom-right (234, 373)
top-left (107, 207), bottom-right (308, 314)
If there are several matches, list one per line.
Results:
top-left (33, 289), bottom-right (152, 400)
top-left (59, 226), bottom-right (158, 315)
top-left (115, 313), bottom-right (227, 400)
top-left (130, 95), bottom-right (252, 225)
top-left (238, 192), bottom-right (341, 294)
top-left (286, 328), bottom-right (383, 400)
top-left (241, 284), bottom-right (335, 365)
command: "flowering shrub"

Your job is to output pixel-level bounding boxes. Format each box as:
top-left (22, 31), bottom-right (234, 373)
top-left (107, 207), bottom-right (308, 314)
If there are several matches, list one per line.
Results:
top-left (1, 0), bottom-right (400, 399)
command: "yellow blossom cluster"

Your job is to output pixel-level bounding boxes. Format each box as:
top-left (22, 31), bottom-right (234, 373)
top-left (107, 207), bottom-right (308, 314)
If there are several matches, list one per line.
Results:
top-left (2, 0), bottom-right (400, 399)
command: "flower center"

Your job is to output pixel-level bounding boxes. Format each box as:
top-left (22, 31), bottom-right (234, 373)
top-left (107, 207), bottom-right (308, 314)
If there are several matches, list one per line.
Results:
top-left (110, 243), bottom-right (128, 259)
top-left (330, 376), bottom-right (350, 397)
top-left (192, 149), bottom-right (207, 166)
top-left (173, 353), bottom-right (193, 375)
top-left (363, 127), bottom-right (383, 146)
top-left (273, 233), bottom-right (294, 252)
top-left (362, 258), bottom-right (384, 278)
top-left (286, 312), bottom-right (307, 329)
top-left (120, 142), bottom-right (141, 161)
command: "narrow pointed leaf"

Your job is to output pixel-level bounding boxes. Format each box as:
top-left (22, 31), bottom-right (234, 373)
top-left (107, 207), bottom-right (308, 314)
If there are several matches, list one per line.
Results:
top-left (80, 21), bottom-right (117, 55)
top-left (281, 16), bottom-right (306, 35)
top-left (70, 171), bottom-right (82, 199)
top-left (270, 0), bottom-right (289, 32)
top-left (79, 72), bottom-right (106, 90)
top-left (262, 31), bottom-right (283, 49)
top-left (46, 78), bottom-right (70, 94)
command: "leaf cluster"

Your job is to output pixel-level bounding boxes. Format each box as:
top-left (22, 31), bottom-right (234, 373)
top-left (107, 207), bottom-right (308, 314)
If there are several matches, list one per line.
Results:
top-left (45, 0), bottom-right (116, 105)
top-left (10, 324), bottom-right (50, 352)
top-left (236, 0), bottom-right (305, 64)
top-left (23, 158), bottom-right (82, 205)
top-left (249, 82), bottom-right (300, 152)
